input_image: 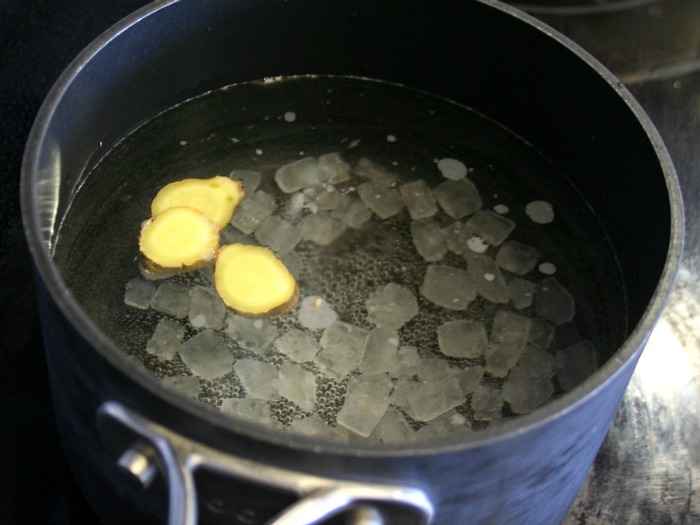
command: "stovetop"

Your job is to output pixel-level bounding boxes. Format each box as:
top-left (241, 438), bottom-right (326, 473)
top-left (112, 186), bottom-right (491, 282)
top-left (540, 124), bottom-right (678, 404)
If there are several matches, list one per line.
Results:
top-left (1, 1), bottom-right (699, 523)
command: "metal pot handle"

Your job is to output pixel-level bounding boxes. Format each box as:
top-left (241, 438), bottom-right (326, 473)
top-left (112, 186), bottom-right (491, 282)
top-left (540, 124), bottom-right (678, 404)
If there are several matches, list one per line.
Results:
top-left (97, 401), bottom-right (434, 525)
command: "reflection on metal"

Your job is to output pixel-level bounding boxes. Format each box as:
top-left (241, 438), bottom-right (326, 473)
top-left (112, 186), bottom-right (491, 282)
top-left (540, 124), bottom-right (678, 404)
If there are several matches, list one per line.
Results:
top-left (512, 0), bottom-right (700, 83)
top-left (34, 142), bottom-right (61, 255)
top-left (636, 300), bottom-right (697, 397)
top-left (97, 401), bottom-right (434, 525)
top-left (117, 443), bottom-right (158, 488)
top-left (508, 0), bottom-right (660, 16)
top-left (564, 272), bottom-right (700, 523)
top-left (619, 58), bottom-right (700, 85)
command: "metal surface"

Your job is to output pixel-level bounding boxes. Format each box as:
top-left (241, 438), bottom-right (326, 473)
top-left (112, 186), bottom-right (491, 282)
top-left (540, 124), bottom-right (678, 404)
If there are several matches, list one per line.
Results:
top-left (524, 0), bottom-right (700, 83)
top-left (118, 444), bottom-right (159, 489)
top-left (1, 1), bottom-right (699, 524)
top-left (98, 401), bottom-right (433, 525)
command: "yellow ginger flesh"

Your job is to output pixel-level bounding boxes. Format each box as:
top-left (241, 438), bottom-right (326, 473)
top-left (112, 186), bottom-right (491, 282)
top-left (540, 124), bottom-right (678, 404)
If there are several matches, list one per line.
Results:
top-left (215, 243), bottom-right (299, 317)
top-left (151, 176), bottom-right (244, 229)
top-left (139, 206), bottom-right (220, 274)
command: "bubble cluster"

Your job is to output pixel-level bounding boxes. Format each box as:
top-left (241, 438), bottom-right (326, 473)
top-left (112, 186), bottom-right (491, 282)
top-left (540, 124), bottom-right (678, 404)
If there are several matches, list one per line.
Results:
top-left (315, 375), bottom-right (348, 425)
top-left (198, 372), bottom-right (243, 406)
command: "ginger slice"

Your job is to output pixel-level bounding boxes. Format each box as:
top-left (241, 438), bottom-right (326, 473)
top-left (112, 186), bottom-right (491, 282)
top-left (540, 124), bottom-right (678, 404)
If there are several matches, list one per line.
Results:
top-left (151, 176), bottom-right (245, 230)
top-left (215, 243), bottom-right (299, 318)
top-left (139, 206), bottom-right (220, 275)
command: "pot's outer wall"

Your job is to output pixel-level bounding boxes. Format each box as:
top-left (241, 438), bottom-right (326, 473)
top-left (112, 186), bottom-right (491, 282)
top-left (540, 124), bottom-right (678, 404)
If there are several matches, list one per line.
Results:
top-left (23, 1), bottom-right (679, 524)
top-left (39, 277), bottom-right (642, 524)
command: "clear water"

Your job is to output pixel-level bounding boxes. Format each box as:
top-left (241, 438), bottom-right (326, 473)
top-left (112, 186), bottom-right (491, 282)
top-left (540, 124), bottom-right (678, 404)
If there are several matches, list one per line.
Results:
top-left (53, 76), bottom-right (626, 441)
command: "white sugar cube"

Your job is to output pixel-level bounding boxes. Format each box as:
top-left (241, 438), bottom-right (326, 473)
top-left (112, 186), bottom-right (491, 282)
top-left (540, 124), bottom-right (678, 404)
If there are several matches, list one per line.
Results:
top-left (274, 328), bottom-right (321, 362)
top-left (419, 264), bottom-right (477, 311)
top-left (464, 210), bottom-right (515, 246)
top-left (438, 319), bottom-right (488, 359)
top-left (465, 252), bottom-right (510, 304)
top-left (146, 318), bottom-right (186, 360)
top-left (188, 286), bottom-right (226, 330)
top-left (254, 215), bottom-right (301, 254)
top-left (234, 359), bottom-right (280, 401)
top-left (433, 179), bottom-right (482, 219)
top-left (224, 314), bottom-right (278, 352)
top-left (365, 282), bottom-right (418, 330)
top-left (336, 374), bottom-right (392, 437)
top-left (178, 329), bottom-right (233, 380)
top-left (411, 220), bottom-right (447, 262)
top-left (496, 240), bottom-right (539, 275)
top-left (299, 213), bottom-right (347, 245)
top-left (406, 377), bottom-right (464, 422)
top-left (275, 157), bottom-right (326, 193)
top-left (317, 322), bottom-right (369, 379)
top-left (353, 157), bottom-right (399, 187)
top-left (359, 327), bottom-right (399, 374)
top-left (124, 278), bottom-right (156, 309)
top-left (399, 179), bottom-right (438, 220)
top-left (357, 180), bottom-right (405, 219)
top-left (278, 362), bottom-right (316, 411)
top-left (232, 190), bottom-right (277, 234)
top-left (535, 277), bottom-right (576, 325)
top-left (151, 281), bottom-right (191, 319)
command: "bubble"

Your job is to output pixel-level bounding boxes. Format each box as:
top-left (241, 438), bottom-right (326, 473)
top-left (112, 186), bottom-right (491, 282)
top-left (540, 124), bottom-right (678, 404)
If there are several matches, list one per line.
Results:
top-left (466, 236), bottom-right (489, 253)
top-left (437, 158), bottom-right (467, 180)
top-left (539, 262), bottom-right (557, 275)
top-left (525, 200), bottom-right (554, 224)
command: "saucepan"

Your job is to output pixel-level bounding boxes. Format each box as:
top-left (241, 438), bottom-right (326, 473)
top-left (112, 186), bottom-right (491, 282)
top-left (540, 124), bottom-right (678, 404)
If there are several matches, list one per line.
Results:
top-left (21, 0), bottom-right (682, 524)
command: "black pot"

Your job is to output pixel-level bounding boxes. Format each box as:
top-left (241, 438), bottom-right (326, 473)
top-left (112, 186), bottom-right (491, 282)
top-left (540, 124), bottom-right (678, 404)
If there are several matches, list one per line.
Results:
top-left (21, 1), bottom-right (683, 524)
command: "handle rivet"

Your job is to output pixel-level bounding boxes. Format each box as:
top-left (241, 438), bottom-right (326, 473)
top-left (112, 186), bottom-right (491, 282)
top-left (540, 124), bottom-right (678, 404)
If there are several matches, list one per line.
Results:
top-left (117, 444), bottom-right (158, 488)
top-left (346, 505), bottom-right (385, 525)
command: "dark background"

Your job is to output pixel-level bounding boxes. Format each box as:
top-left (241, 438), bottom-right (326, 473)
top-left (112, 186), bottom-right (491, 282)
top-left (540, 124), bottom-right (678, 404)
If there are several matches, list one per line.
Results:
top-left (0, 3), bottom-right (151, 523)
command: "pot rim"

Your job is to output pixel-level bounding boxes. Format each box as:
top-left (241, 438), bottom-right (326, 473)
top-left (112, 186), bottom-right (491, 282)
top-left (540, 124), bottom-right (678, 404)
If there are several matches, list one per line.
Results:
top-left (20, 0), bottom-right (684, 458)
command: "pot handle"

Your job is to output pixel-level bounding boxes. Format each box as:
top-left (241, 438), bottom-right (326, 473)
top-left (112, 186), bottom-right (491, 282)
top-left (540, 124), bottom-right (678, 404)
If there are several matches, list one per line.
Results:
top-left (97, 401), bottom-right (434, 525)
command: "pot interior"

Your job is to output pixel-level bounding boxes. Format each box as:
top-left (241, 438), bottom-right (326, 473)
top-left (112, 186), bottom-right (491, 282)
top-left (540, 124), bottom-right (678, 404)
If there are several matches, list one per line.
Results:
top-left (24, 0), bottom-right (678, 449)
top-left (51, 75), bottom-right (628, 441)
